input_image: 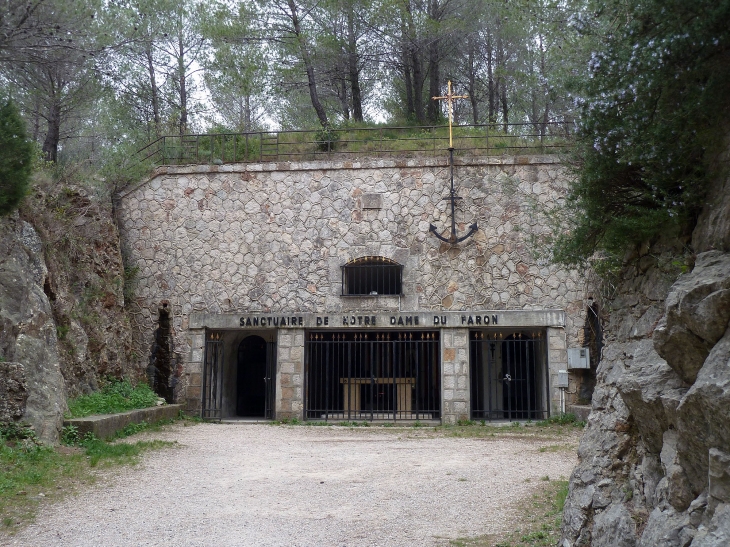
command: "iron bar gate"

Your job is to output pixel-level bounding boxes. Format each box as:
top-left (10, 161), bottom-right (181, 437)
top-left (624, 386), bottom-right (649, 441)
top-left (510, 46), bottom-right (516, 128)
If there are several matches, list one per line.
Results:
top-left (306, 331), bottom-right (440, 421)
top-left (202, 331), bottom-right (224, 420)
top-left (264, 340), bottom-right (277, 419)
top-left (470, 330), bottom-right (548, 421)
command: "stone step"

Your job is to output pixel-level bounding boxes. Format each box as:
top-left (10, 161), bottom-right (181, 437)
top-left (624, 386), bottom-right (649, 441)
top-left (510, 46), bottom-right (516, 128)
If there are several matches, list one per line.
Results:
top-left (64, 404), bottom-right (185, 440)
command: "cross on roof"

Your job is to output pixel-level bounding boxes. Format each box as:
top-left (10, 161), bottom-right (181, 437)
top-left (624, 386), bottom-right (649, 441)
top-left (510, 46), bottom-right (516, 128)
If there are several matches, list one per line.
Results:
top-left (432, 80), bottom-right (468, 149)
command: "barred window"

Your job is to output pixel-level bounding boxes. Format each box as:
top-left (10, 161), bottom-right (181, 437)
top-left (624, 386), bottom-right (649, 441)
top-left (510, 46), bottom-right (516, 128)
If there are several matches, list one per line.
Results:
top-left (341, 256), bottom-right (403, 296)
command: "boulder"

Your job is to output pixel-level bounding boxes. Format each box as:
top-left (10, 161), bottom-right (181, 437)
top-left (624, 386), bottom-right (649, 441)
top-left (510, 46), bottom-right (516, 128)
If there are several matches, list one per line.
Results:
top-left (691, 503), bottom-right (730, 547)
top-left (592, 504), bottom-right (637, 547)
top-left (675, 328), bottom-right (730, 494)
top-left (0, 361), bottom-right (27, 421)
top-left (653, 251), bottom-right (730, 384)
top-left (0, 216), bottom-right (66, 443)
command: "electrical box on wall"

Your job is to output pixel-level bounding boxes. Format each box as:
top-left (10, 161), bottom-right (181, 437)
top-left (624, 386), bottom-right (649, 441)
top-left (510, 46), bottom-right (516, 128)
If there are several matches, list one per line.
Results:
top-left (568, 347), bottom-right (591, 369)
top-left (557, 370), bottom-right (569, 388)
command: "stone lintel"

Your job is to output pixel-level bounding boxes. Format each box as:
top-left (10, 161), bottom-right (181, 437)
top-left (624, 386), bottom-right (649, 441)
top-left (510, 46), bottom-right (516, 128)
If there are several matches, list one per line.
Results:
top-left (190, 309), bottom-right (566, 330)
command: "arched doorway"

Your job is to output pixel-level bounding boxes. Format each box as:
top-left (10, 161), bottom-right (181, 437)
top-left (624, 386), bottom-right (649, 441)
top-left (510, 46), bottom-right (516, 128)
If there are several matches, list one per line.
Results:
top-left (237, 335), bottom-right (268, 417)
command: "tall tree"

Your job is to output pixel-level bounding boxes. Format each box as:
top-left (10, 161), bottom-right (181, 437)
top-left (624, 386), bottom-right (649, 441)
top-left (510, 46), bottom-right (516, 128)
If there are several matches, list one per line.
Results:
top-left (4, 0), bottom-right (105, 161)
top-left (155, 0), bottom-right (206, 135)
top-left (203, 1), bottom-right (268, 131)
top-left (261, 0), bottom-right (330, 127)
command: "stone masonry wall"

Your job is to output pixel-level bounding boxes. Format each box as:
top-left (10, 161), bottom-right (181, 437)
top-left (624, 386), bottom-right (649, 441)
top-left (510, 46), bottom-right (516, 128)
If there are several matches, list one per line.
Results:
top-left (117, 155), bottom-right (591, 409)
top-left (441, 328), bottom-right (470, 424)
top-left (276, 329), bottom-right (304, 418)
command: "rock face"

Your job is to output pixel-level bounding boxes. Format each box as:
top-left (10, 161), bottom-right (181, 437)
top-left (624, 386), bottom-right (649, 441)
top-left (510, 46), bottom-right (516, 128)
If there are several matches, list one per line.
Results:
top-left (0, 214), bottom-right (66, 443)
top-left (0, 361), bottom-right (28, 422)
top-left (1, 179), bottom-right (138, 443)
top-left (561, 172), bottom-right (730, 544)
top-left (22, 183), bottom-right (136, 397)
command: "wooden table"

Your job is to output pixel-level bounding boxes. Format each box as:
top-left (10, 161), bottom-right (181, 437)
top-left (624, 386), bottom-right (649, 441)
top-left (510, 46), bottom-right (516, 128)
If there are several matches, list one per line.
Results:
top-left (340, 378), bottom-right (415, 413)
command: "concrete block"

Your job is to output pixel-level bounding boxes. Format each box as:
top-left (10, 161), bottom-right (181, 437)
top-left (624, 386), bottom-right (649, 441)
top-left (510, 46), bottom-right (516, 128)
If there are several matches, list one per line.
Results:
top-left (64, 404), bottom-right (184, 440)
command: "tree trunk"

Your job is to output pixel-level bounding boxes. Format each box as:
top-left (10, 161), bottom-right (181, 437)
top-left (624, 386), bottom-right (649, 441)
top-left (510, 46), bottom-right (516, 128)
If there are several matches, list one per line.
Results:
top-left (32, 95), bottom-right (41, 141)
top-left (42, 100), bottom-right (61, 163)
top-left (347, 4), bottom-right (363, 123)
top-left (539, 33), bottom-right (549, 137)
top-left (340, 77), bottom-right (350, 120)
top-left (244, 94), bottom-right (251, 131)
top-left (287, 0), bottom-right (329, 127)
top-left (487, 31), bottom-right (495, 124)
top-left (178, 31), bottom-right (187, 136)
top-left (467, 35), bottom-right (478, 125)
top-left (501, 78), bottom-right (508, 133)
top-left (412, 48), bottom-right (425, 123)
top-left (496, 30), bottom-right (508, 132)
top-left (426, 0), bottom-right (440, 124)
top-left (401, 13), bottom-right (414, 118)
top-left (145, 44), bottom-right (161, 138)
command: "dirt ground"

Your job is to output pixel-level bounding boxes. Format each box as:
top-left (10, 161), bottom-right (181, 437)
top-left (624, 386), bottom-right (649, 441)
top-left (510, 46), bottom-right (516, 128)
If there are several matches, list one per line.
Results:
top-left (2, 423), bottom-right (580, 547)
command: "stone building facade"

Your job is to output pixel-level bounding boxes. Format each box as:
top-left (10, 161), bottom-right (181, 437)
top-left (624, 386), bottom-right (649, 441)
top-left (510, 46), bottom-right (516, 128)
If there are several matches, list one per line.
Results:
top-left (116, 155), bottom-right (592, 424)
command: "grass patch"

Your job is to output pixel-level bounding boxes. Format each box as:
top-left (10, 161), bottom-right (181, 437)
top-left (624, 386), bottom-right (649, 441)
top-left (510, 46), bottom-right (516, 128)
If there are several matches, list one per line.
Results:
top-left (80, 437), bottom-right (174, 467)
top-left (160, 123), bottom-right (567, 166)
top-left (66, 378), bottom-right (160, 418)
top-left (450, 479), bottom-right (569, 547)
top-left (0, 420), bottom-right (179, 533)
top-left (438, 417), bottom-right (584, 442)
top-left (535, 413), bottom-right (586, 428)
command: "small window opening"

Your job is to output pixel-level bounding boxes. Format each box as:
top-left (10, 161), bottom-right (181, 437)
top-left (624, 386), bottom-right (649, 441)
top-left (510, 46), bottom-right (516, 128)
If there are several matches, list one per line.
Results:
top-left (341, 256), bottom-right (403, 296)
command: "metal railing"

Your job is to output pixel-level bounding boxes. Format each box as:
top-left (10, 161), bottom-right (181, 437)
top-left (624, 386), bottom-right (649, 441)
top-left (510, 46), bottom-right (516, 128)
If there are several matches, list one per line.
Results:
top-left (138, 122), bottom-right (571, 166)
top-left (202, 331), bottom-right (224, 420)
top-left (306, 331), bottom-right (440, 421)
top-left (469, 330), bottom-right (549, 421)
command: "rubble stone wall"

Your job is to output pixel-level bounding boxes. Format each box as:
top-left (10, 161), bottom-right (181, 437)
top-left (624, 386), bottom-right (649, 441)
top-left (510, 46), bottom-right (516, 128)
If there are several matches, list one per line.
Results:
top-left (116, 156), bottom-right (591, 411)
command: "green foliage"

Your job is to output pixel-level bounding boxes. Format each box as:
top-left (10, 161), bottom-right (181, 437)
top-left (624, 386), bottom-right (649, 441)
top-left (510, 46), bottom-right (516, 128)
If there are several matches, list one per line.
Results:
top-left (77, 434), bottom-right (174, 467)
top-left (0, 99), bottom-right (34, 215)
top-left (61, 424), bottom-right (80, 445)
top-left (536, 413), bottom-right (584, 427)
top-left (552, 0), bottom-right (730, 265)
top-left (2, 412), bottom-right (177, 530)
top-left (122, 265), bottom-right (140, 303)
top-left (314, 127), bottom-right (340, 152)
top-left (66, 378), bottom-right (160, 418)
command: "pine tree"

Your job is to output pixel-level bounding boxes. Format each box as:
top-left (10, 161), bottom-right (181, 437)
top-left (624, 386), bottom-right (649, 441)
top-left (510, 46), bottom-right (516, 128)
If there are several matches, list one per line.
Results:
top-left (0, 99), bottom-right (33, 215)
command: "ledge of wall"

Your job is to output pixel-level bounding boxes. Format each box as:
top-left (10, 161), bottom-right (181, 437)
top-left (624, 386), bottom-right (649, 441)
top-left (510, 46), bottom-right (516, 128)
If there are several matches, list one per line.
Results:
top-left (63, 404), bottom-right (184, 440)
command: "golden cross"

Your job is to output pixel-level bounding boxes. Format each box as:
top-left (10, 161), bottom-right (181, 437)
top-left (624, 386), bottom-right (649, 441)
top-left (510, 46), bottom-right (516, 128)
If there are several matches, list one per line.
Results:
top-left (432, 80), bottom-right (468, 148)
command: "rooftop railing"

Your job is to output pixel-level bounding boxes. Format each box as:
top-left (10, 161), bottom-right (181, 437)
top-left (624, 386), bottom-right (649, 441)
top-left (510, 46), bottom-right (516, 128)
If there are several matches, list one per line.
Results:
top-left (137, 121), bottom-right (572, 166)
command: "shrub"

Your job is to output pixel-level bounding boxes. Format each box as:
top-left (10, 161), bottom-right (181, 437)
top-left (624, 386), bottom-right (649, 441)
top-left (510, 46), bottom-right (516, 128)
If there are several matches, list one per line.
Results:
top-left (314, 127), bottom-right (339, 152)
top-left (0, 99), bottom-right (33, 215)
top-left (551, 0), bottom-right (730, 265)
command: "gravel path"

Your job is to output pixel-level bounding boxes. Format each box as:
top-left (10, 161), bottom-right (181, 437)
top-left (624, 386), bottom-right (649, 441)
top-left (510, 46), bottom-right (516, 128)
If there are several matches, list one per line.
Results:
top-left (3, 423), bottom-right (578, 547)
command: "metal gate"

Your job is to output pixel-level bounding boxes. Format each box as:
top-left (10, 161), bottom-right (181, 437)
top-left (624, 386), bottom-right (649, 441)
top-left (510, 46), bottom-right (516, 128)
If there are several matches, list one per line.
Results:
top-left (202, 331), bottom-right (224, 420)
top-left (306, 331), bottom-right (440, 421)
top-left (264, 340), bottom-right (277, 419)
top-left (470, 330), bottom-right (548, 421)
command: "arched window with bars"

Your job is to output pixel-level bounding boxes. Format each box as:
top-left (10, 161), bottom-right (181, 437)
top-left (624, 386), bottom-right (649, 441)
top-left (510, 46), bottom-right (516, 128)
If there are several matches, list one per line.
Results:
top-left (341, 256), bottom-right (403, 296)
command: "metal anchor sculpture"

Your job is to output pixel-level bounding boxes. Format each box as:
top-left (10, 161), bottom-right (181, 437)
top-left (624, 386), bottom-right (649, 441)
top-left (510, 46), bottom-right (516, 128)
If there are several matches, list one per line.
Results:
top-left (429, 81), bottom-right (478, 244)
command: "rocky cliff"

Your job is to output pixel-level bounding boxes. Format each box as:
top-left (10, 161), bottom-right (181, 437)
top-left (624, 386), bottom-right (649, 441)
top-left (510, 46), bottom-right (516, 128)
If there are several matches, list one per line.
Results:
top-left (0, 214), bottom-right (66, 443)
top-left (561, 157), bottom-right (730, 545)
top-left (0, 176), bottom-right (136, 443)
